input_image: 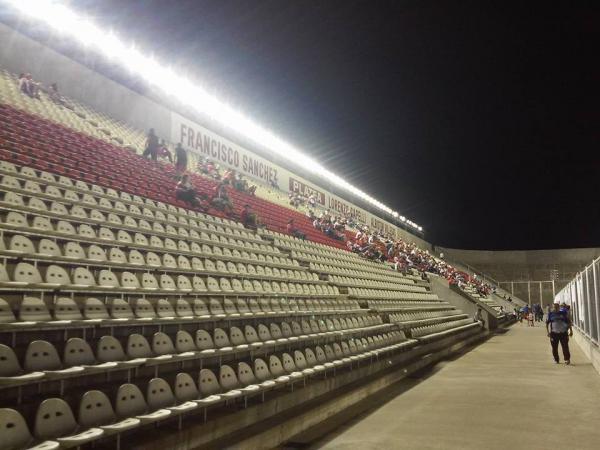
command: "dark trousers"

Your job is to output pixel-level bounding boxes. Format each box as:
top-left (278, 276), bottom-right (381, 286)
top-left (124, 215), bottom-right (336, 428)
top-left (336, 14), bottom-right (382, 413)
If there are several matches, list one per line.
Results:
top-left (550, 332), bottom-right (570, 362)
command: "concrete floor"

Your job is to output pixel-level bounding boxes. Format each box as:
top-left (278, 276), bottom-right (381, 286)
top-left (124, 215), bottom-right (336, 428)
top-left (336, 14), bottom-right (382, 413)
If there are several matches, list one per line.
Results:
top-left (311, 324), bottom-right (600, 450)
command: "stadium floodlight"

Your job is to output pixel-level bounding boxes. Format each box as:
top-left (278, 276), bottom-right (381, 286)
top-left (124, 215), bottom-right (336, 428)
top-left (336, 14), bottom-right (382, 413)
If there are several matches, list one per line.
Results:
top-left (2, 0), bottom-right (423, 229)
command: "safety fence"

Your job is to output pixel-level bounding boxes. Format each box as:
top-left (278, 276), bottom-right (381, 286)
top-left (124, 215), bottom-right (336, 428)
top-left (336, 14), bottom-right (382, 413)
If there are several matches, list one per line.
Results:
top-left (554, 257), bottom-right (600, 344)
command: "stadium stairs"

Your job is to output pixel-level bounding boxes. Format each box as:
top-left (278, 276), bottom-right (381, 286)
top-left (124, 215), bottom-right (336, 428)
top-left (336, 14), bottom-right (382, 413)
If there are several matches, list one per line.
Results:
top-left (0, 69), bottom-right (486, 449)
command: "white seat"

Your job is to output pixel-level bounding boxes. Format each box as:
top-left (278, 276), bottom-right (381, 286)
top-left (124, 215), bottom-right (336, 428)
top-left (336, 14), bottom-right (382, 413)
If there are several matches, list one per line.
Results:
top-left (147, 378), bottom-right (197, 413)
top-left (19, 297), bottom-right (51, 322)
top-left (25, 340), bottom-right (84, 375)
top-left (0, 407), bottom-right (58, 449)
top-left (197, 369), bottom-right (225, 405)
top-left (219, 365), bottom-right (244, 399)
top-left (114, 383), bottom-right (171, 424)
top-left (78, 390), bottom-right (140, 433)
top-left (0, 343), bottom-right (45, 383)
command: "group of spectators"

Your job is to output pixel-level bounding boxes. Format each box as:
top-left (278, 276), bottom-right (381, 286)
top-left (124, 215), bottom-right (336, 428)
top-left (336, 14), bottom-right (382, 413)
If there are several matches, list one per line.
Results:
top-left (197, 158), bottom-right (257, 196)
top-left (289, 192), bottom-right (318, 209)
top-left (19, 73), bottom-right (71, 109)
top-left (343, 226), bottom-right (496, 296)
top-left (308, 210), bottom-right (347, 241)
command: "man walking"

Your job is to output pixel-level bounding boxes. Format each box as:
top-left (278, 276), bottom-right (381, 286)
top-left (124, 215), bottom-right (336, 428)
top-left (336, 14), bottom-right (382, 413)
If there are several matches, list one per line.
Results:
top-left (546, 302), bottom-right (573, 364)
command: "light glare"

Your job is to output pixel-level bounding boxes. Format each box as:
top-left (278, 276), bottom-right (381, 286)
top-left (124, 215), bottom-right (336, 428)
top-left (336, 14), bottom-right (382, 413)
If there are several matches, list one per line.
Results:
top-left (3, 0), bottom-right (423, 231)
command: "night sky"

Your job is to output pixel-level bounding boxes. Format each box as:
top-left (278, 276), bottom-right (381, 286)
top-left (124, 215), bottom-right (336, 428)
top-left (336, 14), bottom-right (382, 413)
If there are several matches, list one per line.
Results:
top-left (20, 1), bottom-right (600, 249)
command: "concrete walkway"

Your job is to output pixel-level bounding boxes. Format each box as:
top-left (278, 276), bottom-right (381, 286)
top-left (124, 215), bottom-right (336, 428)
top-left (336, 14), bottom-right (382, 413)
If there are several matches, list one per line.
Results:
top-left (311, 325), bottom-right (600, 450)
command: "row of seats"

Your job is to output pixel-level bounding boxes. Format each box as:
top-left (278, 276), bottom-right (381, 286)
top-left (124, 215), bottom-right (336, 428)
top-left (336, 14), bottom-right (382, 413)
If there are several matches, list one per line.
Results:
top-left (1, 233), bottom-right (312, 281)
top-left (388, 309), bottom-right (465, 322)
top-left (311, 261), bottom-right (417, 284)
top-left (0, 162), bottom-right (247, 233)
top-left (348, 287), bottom-right (439, 301)
top-left (0, 262), bottom-right (336, 297)
top-left (0, 296), bottom-right (360, 328)
top-left (410, 318), bottom-right (478, 339)
top-left (301, 251), bottom-right (419, 281)
top-left (0, 103), bottom-right (350, 249)
top-left (328, 275), bottom-right (426, 292)
top-left (1, 315), bottom-right (389, 385)
top-left (366, 300), bottom-right (451, 311)
top-left (0, 194), bottom-right (277, 258)
top-left (1, 211), bottom-right (298, 270)
top-left (2, 330), bottom-right (411, 449)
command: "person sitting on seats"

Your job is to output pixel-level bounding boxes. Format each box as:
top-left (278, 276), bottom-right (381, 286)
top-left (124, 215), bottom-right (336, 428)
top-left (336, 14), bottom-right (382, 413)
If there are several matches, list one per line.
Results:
top-left (211, 182), bottom-right (234, 216)
top-left (175, 174), bottom-right (207, 210)
top-left (240, 204), bottom-right (260, 230)
top-left (286, 219), bottom-right (306, 240)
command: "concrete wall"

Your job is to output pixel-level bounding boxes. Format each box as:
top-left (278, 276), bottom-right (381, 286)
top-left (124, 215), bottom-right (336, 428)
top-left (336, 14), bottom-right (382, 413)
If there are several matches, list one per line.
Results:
top-left (573, 329), bottom-right (600, 376)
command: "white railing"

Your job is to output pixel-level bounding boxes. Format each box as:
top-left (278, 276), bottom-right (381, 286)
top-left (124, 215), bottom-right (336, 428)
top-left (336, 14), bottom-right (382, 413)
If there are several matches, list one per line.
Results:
top-left (555, 256), bottom-right (600, 344)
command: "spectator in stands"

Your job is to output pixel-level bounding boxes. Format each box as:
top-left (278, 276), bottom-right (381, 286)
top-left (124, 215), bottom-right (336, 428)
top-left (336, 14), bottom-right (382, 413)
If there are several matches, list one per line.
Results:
top-left (157, 139), bottom-right (173, 163)
top-left (546, 302), bottom-right (573, 364)
top-left (175, 174), bottom-right (207, 210)
top-left (19, 73), bottom-right (41, 99)
top-left (240, 204), bottom-right (260, 230)
top-left (286, 219), bottom-right (306, 240)
top-left (174, 143), bottom-right (187, 175)
top-left (211, 182), bottom-right (234, 216)
top-left (143, 128), bottom-right (159, 160)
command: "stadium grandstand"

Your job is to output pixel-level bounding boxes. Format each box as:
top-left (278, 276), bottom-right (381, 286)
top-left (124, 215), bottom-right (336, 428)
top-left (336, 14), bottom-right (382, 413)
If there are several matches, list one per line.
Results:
top-left (0, 2), bottom-right (599, 450)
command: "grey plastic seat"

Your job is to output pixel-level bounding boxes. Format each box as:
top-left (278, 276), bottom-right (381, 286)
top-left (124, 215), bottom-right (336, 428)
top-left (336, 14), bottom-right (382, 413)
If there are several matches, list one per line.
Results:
top-left (78, 390), bottom-right (140, 433)
top-left (24, 340), bottom-right (84, 376)
top-left (0, 407), bottom-right (58, 450)
top-left (7, 234), bottom-right (35, 254)
top-left (114, 383), bottom-right (171, 424)
top-left (197, 369), bottom-right (224, 405)
top-left (19, 297), bottom-right (52, 322)
top-left (63, 338), bottom-right (118, 372)
top-left (174, 373), bottom-right (200, 403)
top-left (218, 365), bottom-right (244, 399)
top-left (0, 343), bottom-right (45, 384)
top-left (96, 336), bottom-right (144, 367)
top-left (34, 398), bottom-right (104, 446)
top-left (53, 297), bottom-right (83, 321)
top-left (82, 298), bottom-right (109, 321)
top-left (147, 378), bottom-right (197, 414)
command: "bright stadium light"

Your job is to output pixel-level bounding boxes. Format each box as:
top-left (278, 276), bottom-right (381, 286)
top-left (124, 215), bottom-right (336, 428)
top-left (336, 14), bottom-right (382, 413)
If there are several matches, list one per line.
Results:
top-left (2, 0), bottom-right (422, 225)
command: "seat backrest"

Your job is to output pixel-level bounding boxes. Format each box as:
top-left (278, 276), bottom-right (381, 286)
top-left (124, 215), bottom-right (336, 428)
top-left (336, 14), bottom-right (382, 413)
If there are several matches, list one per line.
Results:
top-left (229, 327), bottom-right (246, 346)
top-left (5, 211), bottom-right (28, 227)
top-left (209, 298), bottom-right (224, 315)
top-left (54, 297), bottom-right (83, 320)
top-left (237, 362), bottom-right (257, 386)
top-left (305, 348), bottom-right (318, 366)
top-left (34, 398), bottom-right (77, 440)
top-left (175, 330), bottom-right (196, 352)
top-left (78, 390), bottom-right (116, 428)
top-left (97, 335), bottom-right (126, 362)
top-left (121, 271), bottom-right (140, 288)
top-left (24, 340), bottom-right (62, 371)
top-left (0, 408), bottom-right (33, 449)
top-left (195, 329), bottom-right (214, 350)
top-left (83, 297), bottom-right (109, 320)
top-left (134, 298), bottom-right (156, 318)
top-left (198, 369), bottom-right (221, 396)
top-left (192, 298), bottom-right (209, 316)
top-left (174, 372), bottom-right (199, 402)
top-left (109, 298), bottom-right (133, 319)
top-left (156, 298), bottom-right (175, 318)
top-left (146, 378), bottom-right (175, 410)
top-left (63, 337), bottom-right (95, 366)
top-left (38, 239), bottom-right (61, 257)
top-left (13, 263), bottom-right (43, 284)
top-left (45, 264), bottom-right (71, 285)
top-left (19, 297), bottom-right (51, 322)
top-left (269, 355), bottom-right (285, 376)
top-left (127, 334), bottom-right (152, 359)
top-left (294, 350), bottom-right (308, 369)
top-left (71, 267), bottom-right (95, 287)
top-left (152, 332), bottom-right (176, 355)
top-left (219, 365), bottom-right (240, 391)
top-left (0, 343), bottom-right (22, 376)
top-left (115, 383), bottom-right (147, 418)
top-left (282, 353), bottom-right (297, 372)
top-left (8, 234), bottom-right (35, 253)
top-left (254, 358), bottom-right (271, 381)
top-left (213, 328), bottom-right (231, 348)
top-left (0, 298), bottom-right (16, 324)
